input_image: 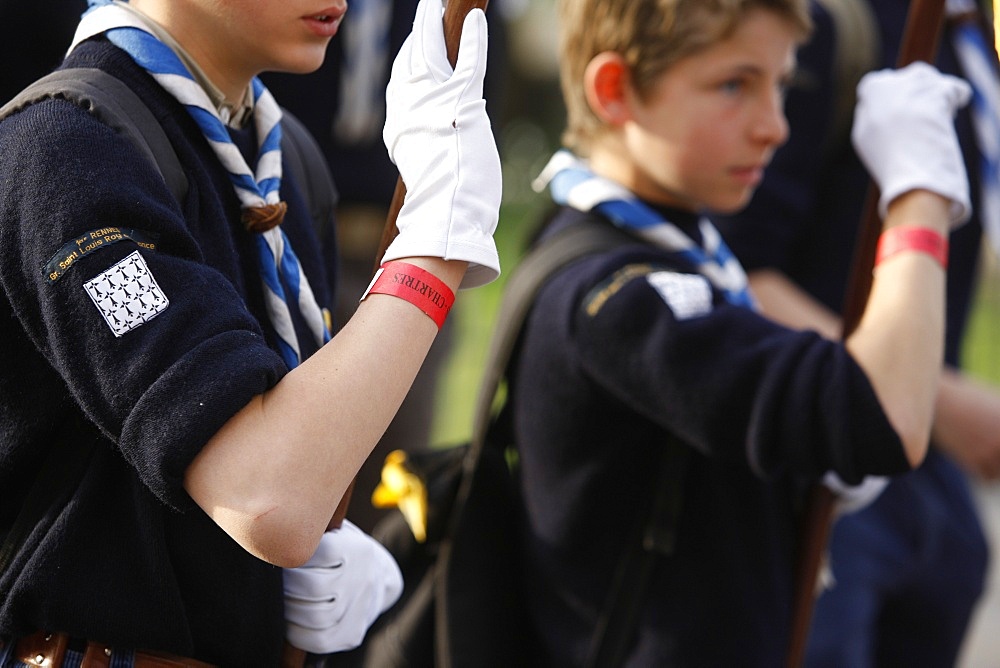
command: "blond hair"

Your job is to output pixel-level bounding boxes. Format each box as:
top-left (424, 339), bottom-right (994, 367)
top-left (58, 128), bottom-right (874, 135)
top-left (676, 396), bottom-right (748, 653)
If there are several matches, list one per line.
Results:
top-left (557, 0), bottom-right (813, 153)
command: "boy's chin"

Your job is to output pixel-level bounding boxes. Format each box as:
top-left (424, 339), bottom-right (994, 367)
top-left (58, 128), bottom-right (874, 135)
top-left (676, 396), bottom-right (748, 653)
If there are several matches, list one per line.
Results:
top-left (271, 47), bottom-right (332, 76)
top-left (709, 192), bottom-right (756, 215)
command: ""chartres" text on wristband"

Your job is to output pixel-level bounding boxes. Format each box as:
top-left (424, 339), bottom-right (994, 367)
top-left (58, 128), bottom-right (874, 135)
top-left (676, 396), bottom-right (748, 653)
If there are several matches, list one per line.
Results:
top-left (362, 261), bottom-right (456, 329)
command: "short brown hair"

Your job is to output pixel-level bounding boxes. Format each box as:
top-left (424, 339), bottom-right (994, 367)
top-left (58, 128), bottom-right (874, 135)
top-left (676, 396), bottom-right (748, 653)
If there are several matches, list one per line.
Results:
top-left (557, 0), bottom-right (813, 153)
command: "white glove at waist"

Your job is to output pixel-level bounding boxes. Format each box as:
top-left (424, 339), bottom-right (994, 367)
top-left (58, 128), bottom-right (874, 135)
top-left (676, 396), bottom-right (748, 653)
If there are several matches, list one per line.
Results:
top-left (283, 520), bottom-right (403, 654)
top-left (382, 0), bottom-right (502, 288)
top-left (822, 471), bottom-right (889, 516)
top-left (852, 61), bottom-right (972, 227)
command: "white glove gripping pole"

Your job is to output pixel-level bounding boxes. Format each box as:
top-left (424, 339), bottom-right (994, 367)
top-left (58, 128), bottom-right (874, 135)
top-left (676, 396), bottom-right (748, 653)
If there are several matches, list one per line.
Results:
top-left (852, 62), bottom-right (972, 226)
top-left (381, 0), bottom-right (502, 289)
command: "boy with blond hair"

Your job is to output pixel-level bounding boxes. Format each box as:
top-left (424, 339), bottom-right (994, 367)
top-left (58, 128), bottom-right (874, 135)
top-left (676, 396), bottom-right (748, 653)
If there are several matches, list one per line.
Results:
top-left (515, 0), bottom-right (971, 663)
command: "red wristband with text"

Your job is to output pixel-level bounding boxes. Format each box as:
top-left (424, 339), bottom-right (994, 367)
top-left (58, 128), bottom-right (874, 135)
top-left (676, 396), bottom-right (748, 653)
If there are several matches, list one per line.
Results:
top-left (362, 261), bottom-right (455, 329)
top-left (875, 226), bottom-right (948, 270)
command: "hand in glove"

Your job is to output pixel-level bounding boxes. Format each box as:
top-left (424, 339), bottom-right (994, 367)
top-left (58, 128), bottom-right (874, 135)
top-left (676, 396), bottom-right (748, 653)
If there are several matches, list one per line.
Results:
top-left (283, 520), bottom-right (403, 654)
top-left (382, 0), bottom-right (502, 288)
top-left (852, 61), bottom-right (972, 227)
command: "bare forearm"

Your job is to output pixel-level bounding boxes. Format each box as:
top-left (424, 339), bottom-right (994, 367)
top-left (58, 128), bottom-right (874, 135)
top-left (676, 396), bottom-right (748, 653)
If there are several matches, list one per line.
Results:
top-left (753, 249), bottom-right (1000, 476)
top-left (750, 193), bottom-right (949, 466)
top-left (184, 258), bottom-right (467, 566)
top-left (845, 191), bottom-right (949, 466)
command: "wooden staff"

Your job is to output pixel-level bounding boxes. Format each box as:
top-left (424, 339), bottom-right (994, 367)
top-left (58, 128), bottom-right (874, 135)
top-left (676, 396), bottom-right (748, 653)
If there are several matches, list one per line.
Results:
top-left (995, 0), bottom-right (1000, 69)
top-left (282, 4), bottom-right (493, 664)
top-left (785, 1), bottom-right (948, 665)
top-left (327, 0), bottom-right (490, 531)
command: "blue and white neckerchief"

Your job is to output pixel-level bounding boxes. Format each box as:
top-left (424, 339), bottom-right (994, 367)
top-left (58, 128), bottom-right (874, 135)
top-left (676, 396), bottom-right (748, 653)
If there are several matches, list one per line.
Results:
top-left (533, 150), bottom-right (755, 308)
top-left (71, 0), bottom-right (331, 369)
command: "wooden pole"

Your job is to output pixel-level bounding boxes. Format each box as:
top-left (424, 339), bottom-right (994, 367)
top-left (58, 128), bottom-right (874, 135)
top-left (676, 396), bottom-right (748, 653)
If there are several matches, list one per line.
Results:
top-left (785, 1), bottom-right (947, 665)
top-left (994, 0), bottom-right (1000, 69)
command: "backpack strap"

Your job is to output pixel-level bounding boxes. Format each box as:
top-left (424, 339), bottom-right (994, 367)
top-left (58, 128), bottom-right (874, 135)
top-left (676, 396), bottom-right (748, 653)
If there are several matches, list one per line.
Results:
top-left (469, 219), bottom-right (640, 450)
top-left (445, 218), bottom-right (688, 664)
top-left (468, 218), bottom-right (690, 666)
top-left (586, 436), bottom-right (687, 667)
top-left (0, 67), bottom-right (190, 204)
top-left (429, 219), bottom-right (642, 665)
top-left (0, 68), bottom-right (338, 242)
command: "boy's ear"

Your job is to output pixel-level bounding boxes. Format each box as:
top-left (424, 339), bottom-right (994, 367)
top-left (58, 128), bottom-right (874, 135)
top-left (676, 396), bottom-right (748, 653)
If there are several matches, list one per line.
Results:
top-left (584, 52), bottom-right (631, 125)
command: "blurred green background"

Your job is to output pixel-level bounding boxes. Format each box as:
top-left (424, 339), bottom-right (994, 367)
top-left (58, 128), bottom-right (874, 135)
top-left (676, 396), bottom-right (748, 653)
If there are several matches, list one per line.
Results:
top-left (427, 0), bottom-right (1000, 448)
top-left (964, 255), bottom-right (1000, 385)
top-left (428, 118), bottom-right (1000, 447)
top-left (427, 118), bottom-right (556, 447)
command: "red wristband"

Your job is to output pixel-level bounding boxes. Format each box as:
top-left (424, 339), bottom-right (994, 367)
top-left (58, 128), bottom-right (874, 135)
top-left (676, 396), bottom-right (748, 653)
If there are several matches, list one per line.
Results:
top-left (362, 261), bottom-right (455, 329)
top-left (875, 226), bottom-right (948, 270)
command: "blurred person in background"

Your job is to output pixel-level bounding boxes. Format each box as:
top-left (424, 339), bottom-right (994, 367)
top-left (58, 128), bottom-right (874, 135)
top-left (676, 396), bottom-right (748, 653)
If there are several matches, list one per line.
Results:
top-left (712, 0), bottom-right (1000, 664)
top-left (0, 0), bottom-right (87, 102)
top-left (513, 0), bottom-right (972, 663)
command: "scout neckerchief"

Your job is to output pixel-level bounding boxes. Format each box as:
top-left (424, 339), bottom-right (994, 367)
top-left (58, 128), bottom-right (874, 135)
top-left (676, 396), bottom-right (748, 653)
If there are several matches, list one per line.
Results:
top-left (533, 149), bottom-right (755, 308)
top-left (71, 0), bottom-right (331, 369)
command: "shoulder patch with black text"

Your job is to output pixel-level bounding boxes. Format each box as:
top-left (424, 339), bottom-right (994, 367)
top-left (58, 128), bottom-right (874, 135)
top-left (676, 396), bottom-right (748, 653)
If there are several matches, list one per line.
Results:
top-left (44, 227), bottom-right (159, 283)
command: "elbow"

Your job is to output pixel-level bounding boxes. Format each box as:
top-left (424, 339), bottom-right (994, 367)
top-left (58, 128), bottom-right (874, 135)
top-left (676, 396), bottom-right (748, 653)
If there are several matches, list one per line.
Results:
top-left (213, 505), bottom-right (325, 568)
top-left (185, 455), bottom-right (333, 567)
top-left (871, 381), bottom-right (937, 470)
top-left (251, 522), bottom-right (323, 568)
top-left (266, 546), bottom-right (318, 570)
top-left (900, 432), bottom-right (930, 469)
top-left (892, 416), bottom-right (932, 469)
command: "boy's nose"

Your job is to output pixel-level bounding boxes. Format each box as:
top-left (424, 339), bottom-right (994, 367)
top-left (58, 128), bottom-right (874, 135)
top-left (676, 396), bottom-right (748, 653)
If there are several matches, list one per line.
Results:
top-left (753, 94), bottom-right (789, 146)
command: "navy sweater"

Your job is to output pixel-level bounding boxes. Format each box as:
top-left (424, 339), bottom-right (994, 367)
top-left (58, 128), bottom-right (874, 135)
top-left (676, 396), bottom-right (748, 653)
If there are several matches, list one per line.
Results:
top-left (513, 208), bottom-right (909, 666)
top-left (0, 40), bottom-right (336, 665)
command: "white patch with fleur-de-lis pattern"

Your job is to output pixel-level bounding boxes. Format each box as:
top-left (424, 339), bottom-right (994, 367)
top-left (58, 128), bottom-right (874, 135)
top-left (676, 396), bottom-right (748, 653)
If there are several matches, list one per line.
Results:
top-left (83, 250), bottom-right (169, 337)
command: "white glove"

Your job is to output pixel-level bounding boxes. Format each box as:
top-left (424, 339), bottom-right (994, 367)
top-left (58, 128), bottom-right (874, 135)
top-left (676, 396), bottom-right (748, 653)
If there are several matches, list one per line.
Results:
top-left (283, 520), bottom-right (403, 654)
top-left (823, 471), bottom-right (889, 516)
top-left (852, 61), bottom-right (972, 227)
top-left (382, 0), bottom-right (502, 289)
